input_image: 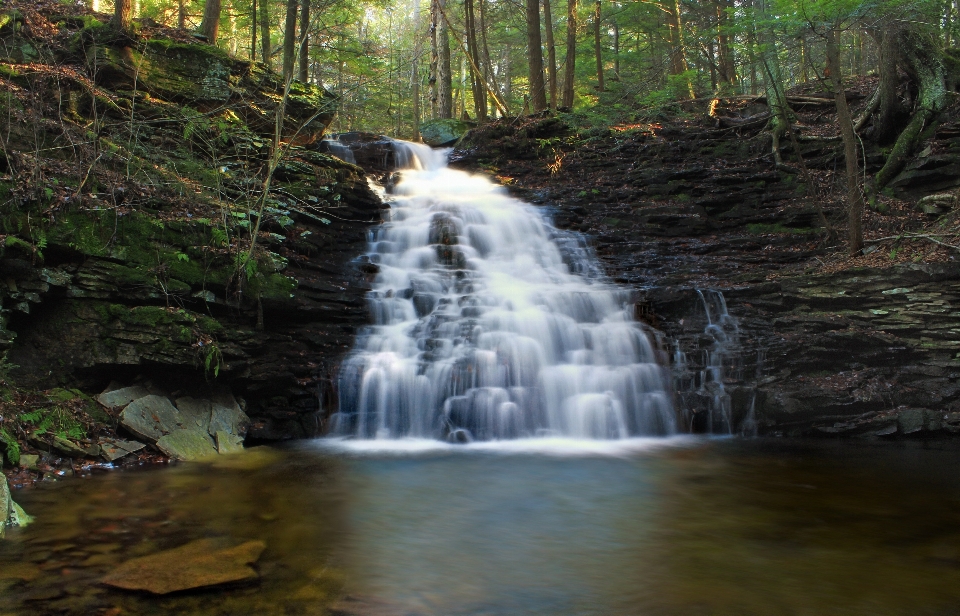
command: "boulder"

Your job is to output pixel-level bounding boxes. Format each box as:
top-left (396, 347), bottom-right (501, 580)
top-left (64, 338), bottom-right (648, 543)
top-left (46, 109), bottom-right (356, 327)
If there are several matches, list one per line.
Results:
top-left (119, 395), bottom-right (181, 442)
top-left (156, 429), bottom-right (219, 461)
top-left (101, 538), bottom-right (266, 594)
top-left (0, 478), bottom-right (32, 539)
top-left (419, 119), bottom-right (474, 147)
top-left (97, 385), bottom-right (150, 409)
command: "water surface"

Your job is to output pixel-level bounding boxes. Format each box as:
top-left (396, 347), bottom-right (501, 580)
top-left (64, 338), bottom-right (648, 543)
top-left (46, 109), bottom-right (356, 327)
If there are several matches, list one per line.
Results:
top-left (2, 438), bottom-right (960, 615)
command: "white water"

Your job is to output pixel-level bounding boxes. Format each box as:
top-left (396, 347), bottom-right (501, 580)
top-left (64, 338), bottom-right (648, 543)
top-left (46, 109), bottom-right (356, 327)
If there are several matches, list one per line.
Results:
top-left (331, 141), bottom-right (676, 441)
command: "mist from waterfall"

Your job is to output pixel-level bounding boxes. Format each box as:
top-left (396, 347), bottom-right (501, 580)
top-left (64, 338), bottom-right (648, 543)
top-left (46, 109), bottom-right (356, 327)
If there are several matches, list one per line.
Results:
top-left (330, 141), bottom-right (676, 442)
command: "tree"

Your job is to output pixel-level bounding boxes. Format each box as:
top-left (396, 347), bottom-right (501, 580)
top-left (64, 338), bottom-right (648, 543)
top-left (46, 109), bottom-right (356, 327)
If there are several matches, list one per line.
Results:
top-left (561, 0), bottom-right (576, 107)
top-left (825, 24), bottom-right (864, 254)
top-left (260, 0), bottom-right (270, 65)
top-left (543, 0), bottom-right (558, 108)
top-left (299, 0), bottom-right (311, 82)
top-left (200, 0), bottom-right (221, 43)
top-left (526, 0), bottom-right (548, 111)
top-left (113, 0), bottom-right (132, 31)
top-left (283, 0), bottom-right (298, 81)
top-left (593, 0), bottom-right (603, 92)
top-left (436, 0), bottom-right (453, 118)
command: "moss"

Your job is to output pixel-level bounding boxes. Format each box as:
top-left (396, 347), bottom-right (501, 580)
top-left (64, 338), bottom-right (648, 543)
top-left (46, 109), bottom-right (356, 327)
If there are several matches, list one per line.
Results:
top-left (197, 316), bottom-right (224, 334)
top-left (747, 223), bottom-right (816, 235)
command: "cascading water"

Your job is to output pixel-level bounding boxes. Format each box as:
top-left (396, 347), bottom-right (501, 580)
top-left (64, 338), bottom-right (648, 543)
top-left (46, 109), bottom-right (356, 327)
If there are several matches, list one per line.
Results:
top-left (673, 289), bottom-right (741, 433)
top-left (330, 141), bottom-right (676, 441)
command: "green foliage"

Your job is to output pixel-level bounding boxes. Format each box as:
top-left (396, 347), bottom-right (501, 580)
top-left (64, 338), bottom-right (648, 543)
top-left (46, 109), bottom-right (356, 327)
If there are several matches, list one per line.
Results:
top-left (204, 343), bottom-right (223, 378)
top-left (21, 406), bottom-right (84, 441)
top-left (0, 427), bottom-right (19, 466)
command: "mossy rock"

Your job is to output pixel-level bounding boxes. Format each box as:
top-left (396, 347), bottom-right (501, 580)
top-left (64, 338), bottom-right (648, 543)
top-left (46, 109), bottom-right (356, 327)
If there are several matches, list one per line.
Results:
top-left (419, 119), bottom-right (475, 147)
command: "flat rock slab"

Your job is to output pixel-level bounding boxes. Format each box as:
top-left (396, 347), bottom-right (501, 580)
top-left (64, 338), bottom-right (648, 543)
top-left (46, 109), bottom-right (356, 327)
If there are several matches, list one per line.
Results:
top-left (120, 395), bottom-right (180, 442)
top-left (101, 538), bottom-right (266, 594)
top-left (208, 393), bottom-right (250, 438)
top-left (99, 438), bottom-right (146, 462)
top-left (156, 429), bottom-right (218, 461)
top-left (97, 385), bottom-right (150, 409)
top-left (174, 397), bottom-right (213, 432)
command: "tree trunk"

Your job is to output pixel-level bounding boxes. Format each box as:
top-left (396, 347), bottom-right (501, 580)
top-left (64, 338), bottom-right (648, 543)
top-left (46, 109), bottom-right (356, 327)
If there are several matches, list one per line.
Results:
top-left (526, 0), bottom-right (548, 111)
top-left (593, 0), bottom-right (604, 92)
top-left (113, 0), bottom-right (132, 31)
top-left (612, 20), bottom-right (619, 81)
top-left (464, 0), bottom-right (487, 121)
top-left (437, 0), bottom-right (453, 118)
top-left (260, 0), bottom-right (270, 65)
top-left (430, 0), bottom-right (439, 118)
top-left (543, 0), bottom-right (557, 108)
top-left (716, 0), bottom-right (735, 86)
top-left (874, 21), bottom-right (905, 145)
top-left (178, 0), bottom-right (187, 29)
top-left (299, 0), bottom-right (310, 82)
top-left (282, 0), bottom-right (298, 82)
top-left (200, 0), bottom-right (221, 44)
top-left (561, 0), bottom-right (577, 107)
top-left (873, 23), bottom-right (948, 193)
top-left (758, 33), bottom-right (789, 162)
top-left (826, 27), bottom-right (864, 255)
top-left (250, 0), bottom-right (257, 59)
top-left (411, 0), bottom-right (423, 137)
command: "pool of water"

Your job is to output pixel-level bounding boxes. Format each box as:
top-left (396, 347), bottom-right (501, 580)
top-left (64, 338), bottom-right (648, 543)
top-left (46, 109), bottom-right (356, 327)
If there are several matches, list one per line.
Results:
top-left (2, 437), bottom-right (960, 615)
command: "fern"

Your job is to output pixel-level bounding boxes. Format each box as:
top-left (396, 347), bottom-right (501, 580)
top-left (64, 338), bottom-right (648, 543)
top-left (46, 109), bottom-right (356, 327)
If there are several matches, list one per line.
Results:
top-left (0, 427), bottom-right (19, 466)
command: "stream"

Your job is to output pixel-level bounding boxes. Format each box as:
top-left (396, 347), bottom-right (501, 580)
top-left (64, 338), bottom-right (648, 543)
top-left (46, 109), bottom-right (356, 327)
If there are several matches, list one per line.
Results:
top-left (3, 439), bottom-right (960, 614)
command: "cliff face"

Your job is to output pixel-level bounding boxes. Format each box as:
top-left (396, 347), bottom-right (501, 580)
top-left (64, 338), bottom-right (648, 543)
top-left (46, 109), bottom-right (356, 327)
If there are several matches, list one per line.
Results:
top-left (453, 111), bottom-right (960, 438)
top-left (0, 1), bottom-right (384, 447)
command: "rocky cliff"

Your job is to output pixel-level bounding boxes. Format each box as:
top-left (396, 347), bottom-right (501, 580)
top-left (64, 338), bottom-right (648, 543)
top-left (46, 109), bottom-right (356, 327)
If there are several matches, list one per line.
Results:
top-left (0, 0), bottom-right (383, 469)
top-left (453, 104), bottom-right (960, 438)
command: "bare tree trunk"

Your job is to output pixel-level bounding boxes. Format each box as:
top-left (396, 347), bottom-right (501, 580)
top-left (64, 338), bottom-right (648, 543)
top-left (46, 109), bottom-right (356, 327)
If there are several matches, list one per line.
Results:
top-left (826, 26), bottom-right (864, 255)
top-left (250, 0), bottom-right (257, 59)
top-left (437, 0), bottom-right (453, 118)
top-left (543, 0), bottom-right (557, 108)
top-left (282, 0), bottom-right (298, 81)
top-left (299, 0), bottom-right (310, 82)
top-left (593, 0), bottom-right (604, 92)
top-left (178, 0), bottom-right (187, 29)
top-left (430, 0), bottom-right (440, 118)
top-left (716, 0), bottom-right (735, 86)
top-left (561, 0), bottom-right (577, 107)
top-left (874, 21), bottom-right (905, 145)
top-left (200, 0), bottom-right (221, 43)
top-left (526, 0), bottom-right (548, 111)
top-left (411, 0), bottom-right (423, 138)
top-left (464, 0), bottom-right (487, 121)
top-left (113, 0), bottom-right (132, 31)
top-left (612, 20), bottom-right (619, 81)
top-left (260, 0), bottom-right (270, 65)
top-left (758, 33), bottom-right (789, 162)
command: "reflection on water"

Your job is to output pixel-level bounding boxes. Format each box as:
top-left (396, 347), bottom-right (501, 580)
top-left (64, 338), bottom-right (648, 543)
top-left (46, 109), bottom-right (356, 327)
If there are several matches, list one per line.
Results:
top-left (2, 439), bottom-right (960, 615)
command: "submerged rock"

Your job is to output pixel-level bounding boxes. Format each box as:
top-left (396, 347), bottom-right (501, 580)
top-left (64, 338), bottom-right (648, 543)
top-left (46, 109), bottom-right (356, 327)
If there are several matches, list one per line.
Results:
top-left (101, 538), bottom-right (266, 594)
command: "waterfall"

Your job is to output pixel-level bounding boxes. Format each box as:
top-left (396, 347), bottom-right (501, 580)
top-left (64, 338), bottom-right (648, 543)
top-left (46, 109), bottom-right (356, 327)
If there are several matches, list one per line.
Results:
top-left (673, 289), bottom-right (741, 434)
top-left (330, 141), bottom-right (676, 441)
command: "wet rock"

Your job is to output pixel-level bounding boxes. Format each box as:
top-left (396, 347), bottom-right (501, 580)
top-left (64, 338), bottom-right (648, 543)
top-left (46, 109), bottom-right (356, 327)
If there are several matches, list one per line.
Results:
top-left (100, 538), bottom-right (266, 594)
top-left (1, 478), bottom-right (32, 538)
top-left (98, 438), bottom-right (146, 462)
top-left (420, 118), bottom-right (474, 147)
top-left (897, 408), bottom-right (926, 434)
top-left (119, 395), bottom-right (180, 442)
top-left (215, 431), bottom-right (244, 454)
top-left (174, 397), bottom-right (213, 433)
top-left (208, 392), bottom-right (250, 438)
top-left (97, 384), bottom-right (151, 409)
top-left (156, 429), bottom-right (218, 461)
top-left (19, 454), bottom-right (38, 470)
